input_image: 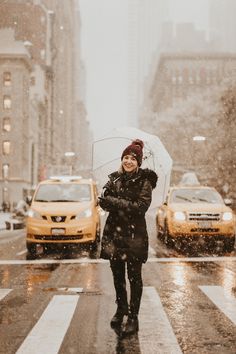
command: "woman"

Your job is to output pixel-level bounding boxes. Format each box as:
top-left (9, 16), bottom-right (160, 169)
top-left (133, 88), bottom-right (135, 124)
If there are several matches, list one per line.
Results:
top-left (99, 139), bottom-right (157, 336)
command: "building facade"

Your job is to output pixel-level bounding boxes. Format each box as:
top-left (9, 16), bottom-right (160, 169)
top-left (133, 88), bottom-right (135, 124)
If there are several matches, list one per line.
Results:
top-left (140, 52), bottom-right (236, 184)
top-left (127, 0), bottom-right (169, 127)
top-left (148, 52), bottom-right (236, 115)
top-left (0, 29), bottom-right (34, 205)
top-left (0, 0), bottom-right (91, 207)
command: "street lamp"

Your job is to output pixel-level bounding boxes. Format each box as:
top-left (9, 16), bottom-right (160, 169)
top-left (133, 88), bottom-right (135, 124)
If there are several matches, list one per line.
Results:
top-left (193, 136), bottom-right (206, 142)
top-left (64, 152), bottom-right (75, 175)
top-left (192, 136), bottom-right (206, 171)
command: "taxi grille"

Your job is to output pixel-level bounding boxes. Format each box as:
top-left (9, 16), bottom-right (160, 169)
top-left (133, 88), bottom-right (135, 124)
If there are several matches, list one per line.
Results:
top-left (35, 235), bottom-right (84, 240)
top-left (188, 212), bottom-right (220, 221)
top-left (190, 228), bottom-right (219, 232)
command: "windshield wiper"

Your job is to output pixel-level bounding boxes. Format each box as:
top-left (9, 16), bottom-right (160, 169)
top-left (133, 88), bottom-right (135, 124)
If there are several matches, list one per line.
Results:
top-left (35, 199), bottom-right (49, 202)
top-left (175, 195), bottom-right (193, 203)
top-left (49, 199), bottom-right (73, 202)
top-left (192, 197), bottom-right (210, 203)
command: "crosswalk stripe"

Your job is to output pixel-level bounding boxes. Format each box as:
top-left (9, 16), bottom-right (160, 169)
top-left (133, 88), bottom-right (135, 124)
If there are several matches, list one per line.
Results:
top-left (0, 256), bottom-right (235, 265)
top-left (0, 257), bottom-right (236, 266)
top-left (139, 287), bottom-right (182, 354)
top-left (16, 295), bottom-right (80, 354)
top-left (57, 287), bottom-right (83, 293)
top-left (0, 289), bottom-right (11, 301)
top-left (199, 286), bottom-right (236, 325)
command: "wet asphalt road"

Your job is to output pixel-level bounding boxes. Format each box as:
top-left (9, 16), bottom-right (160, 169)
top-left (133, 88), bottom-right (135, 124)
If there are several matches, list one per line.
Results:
top-left (0, 213), bottom-right (236, 354)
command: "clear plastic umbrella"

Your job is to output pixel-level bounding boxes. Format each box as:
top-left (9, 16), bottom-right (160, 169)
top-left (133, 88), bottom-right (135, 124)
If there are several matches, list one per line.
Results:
top-left (92, 127), bottom-right (172, 209)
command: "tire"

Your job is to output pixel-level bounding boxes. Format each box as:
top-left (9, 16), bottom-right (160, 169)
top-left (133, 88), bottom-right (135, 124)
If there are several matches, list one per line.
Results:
top-left (224, 237), bottom-right (235, 252)
top-left (89, 226), bottom-right (101, 257)
top-left (163, 221), bottom-right (173, 248)
top-left (26, 242), bottom-right (37, 259)
top-left (156, 223), bottom-right (164, 241)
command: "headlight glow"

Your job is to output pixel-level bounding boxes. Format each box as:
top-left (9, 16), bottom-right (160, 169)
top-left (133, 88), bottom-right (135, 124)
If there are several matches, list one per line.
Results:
top-left (173, 211), bottom-right (186, 221)
top-left (27, 209), bottom-right (43, 219)
top-left (76, 208), bottom-right (92, 219)
top-left (222, 212), bottom-right (233, 221)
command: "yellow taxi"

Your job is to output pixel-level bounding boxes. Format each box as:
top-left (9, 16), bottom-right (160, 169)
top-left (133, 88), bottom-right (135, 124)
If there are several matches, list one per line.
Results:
top-left (156, 186), bottom-right (235, 251)
top-left (26, 176), bottom-right (101, 256)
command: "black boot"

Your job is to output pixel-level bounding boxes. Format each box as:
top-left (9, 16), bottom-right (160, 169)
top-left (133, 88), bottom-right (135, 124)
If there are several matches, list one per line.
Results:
top-left (110, 308), bottom-right (127, 329)
top-left (122, 314), bottom-right (139, 336)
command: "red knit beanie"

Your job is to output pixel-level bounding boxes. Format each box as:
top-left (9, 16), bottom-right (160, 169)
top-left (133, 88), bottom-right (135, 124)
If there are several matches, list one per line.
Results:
top-left (121, 139), bottom-right (144, 166)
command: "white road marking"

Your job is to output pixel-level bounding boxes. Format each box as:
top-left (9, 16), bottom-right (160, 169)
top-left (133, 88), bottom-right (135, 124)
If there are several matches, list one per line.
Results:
top-left (16, 249), bottom-right (27, 256)
top-left (0, 256), bottom-right (235, 265)
top-left (57, 287), bottom-right (83, 293)
top-left (199, 285), bottom-right (236, 325)
top-left (0, 289), bottom-right (11, 301)
top-left (16, 295), bottom-right (79, 354)
top-left (139, 287), bottom-right (182, 354)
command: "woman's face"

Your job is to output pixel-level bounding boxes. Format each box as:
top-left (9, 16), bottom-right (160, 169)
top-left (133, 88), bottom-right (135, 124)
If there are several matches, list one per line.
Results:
top-left (122, 154), bottom-right (138, 172)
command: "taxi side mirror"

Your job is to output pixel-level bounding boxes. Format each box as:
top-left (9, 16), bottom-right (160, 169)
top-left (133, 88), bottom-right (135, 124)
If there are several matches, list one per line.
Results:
top-left (224, 198), bottom-right (232, 206)
top-left (26, 196), bottom-right (32, 206)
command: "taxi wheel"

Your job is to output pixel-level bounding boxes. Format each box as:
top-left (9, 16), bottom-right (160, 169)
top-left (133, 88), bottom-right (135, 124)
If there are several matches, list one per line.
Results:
top-left (95, 225), bottom-right (101, 242)
top-left (89, 240), bottom-right (99, 258)
top-left (224, 238), bottom-right (235, 252)
top-left (89, 227), bottom-right (101, 257)
top-left (26, 242), bottom-right (37, 258)
top-left (156, 223), bottom-right (164, 241)
top-left (163, 221), bottom-right (173, 248)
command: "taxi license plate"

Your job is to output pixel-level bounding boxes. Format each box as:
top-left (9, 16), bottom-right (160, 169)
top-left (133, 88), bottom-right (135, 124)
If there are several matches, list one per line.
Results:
top-left (197, 221), bottom-right (212, 228)
top-left (51, 228), bottom-right (65, 235)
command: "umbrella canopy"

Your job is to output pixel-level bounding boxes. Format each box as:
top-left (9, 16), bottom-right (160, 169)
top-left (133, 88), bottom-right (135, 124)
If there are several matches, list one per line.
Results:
top-left (92, 127), bottom-right (172, 209)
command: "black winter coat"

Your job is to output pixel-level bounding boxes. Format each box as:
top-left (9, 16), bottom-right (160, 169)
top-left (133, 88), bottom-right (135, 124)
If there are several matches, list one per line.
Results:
top-left (99, 168), bottom-right (158, 263)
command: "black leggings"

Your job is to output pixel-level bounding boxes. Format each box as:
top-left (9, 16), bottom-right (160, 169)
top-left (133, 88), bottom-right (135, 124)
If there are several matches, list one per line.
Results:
top-left (110, 259), bottom-right (143, 316)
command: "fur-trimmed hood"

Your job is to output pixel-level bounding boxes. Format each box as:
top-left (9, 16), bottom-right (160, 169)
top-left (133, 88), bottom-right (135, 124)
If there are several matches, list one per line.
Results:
top-left (140, 168), bottom-right (158, 189)
top-left (109, 167), bottom-right (158, 189)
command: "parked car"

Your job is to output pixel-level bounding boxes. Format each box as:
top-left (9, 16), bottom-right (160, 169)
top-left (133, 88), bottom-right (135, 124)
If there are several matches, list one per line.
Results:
top-left (26, 176), bottom-right (101, 256)
top-left (156, 185), bottom-right (235, 251)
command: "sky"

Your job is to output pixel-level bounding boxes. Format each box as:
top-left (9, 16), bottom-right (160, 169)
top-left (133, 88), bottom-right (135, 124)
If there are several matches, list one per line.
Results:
top-left (79, 0), bottom-right (209, 139)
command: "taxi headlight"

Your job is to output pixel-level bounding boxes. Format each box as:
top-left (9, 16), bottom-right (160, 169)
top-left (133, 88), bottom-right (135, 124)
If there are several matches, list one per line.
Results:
top-left (76, 208), bottom-right (92, 219)
top-left (173, 211), bottom-right (186, 221)
top-left (222, 212), bottom-right (233, 221)
top-left (27, 209), bottom-right (43, 219)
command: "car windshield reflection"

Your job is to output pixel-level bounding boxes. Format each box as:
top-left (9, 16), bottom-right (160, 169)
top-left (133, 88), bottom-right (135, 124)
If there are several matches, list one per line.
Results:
top-left (171, 189), bottom-right (223, 204)
top-left (34, 183), bottom-right (91, 202)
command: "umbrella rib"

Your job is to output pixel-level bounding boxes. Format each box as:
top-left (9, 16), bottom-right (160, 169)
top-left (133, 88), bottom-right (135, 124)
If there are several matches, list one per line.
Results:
top-left (93, 157), bottom-right (121, 171)
top-left (93, 136), bottom-right (132, 143)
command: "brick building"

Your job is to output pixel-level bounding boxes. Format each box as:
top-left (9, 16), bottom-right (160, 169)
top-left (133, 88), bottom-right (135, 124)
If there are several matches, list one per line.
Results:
top-left (0, 0), bottom-right (91, 207)
top-left (148, 52), bottom-right (236, 115)
top-left (140, 52), bottom-right (236, 185)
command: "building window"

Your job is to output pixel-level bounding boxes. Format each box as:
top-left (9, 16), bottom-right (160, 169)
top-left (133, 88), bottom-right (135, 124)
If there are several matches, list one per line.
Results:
top-left (3, 72), bottom-right (11, 86)
top-left (3, 141), bottom-right (10, 155)
top-left (2, 163), bottom-right (9, 179)
top-left (189, 76), bottom-right (194, 84)
top-left (178, 76), bottom-right (183, 84)
top-left (3, 95), bottom-right (11, 110)
top-left (30, 76), bottom-right (35, 86)
top-left (3, 117), bottom-right (11, 132)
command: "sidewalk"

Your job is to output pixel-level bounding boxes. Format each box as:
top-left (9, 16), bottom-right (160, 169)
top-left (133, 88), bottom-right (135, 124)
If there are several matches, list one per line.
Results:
top-left (0, 212), bottom-right (12, 231)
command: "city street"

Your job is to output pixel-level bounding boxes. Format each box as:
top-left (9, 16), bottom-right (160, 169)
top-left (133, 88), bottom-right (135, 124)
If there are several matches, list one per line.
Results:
top-left (1, 1), bottom-right (236, 353)
top-left (0, 213), bottom-right (235, 354)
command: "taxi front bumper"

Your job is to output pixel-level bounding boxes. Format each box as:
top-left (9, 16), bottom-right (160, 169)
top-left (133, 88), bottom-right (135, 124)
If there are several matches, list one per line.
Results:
top-left (168, 219), bottom-right (235, 238)
top-left (26, 218), bottom-right (96, 244)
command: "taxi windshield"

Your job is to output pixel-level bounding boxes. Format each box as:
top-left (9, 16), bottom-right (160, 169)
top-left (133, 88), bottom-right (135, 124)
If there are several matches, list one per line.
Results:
top-left (34, 183), bottom-right (91, 202)
top-left (170, 188), bottom-right (223, 204)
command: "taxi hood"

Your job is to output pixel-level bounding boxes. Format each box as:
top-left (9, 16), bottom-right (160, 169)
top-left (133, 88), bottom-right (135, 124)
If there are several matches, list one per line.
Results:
top-left (31, 201), bottom-right (93, 215)
top-left (170, 202), bottom-right (232, 213)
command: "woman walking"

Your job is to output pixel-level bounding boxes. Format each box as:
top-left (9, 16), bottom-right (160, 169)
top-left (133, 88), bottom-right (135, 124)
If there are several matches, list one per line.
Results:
top-left (99, 139), bottom-right (157, 336)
